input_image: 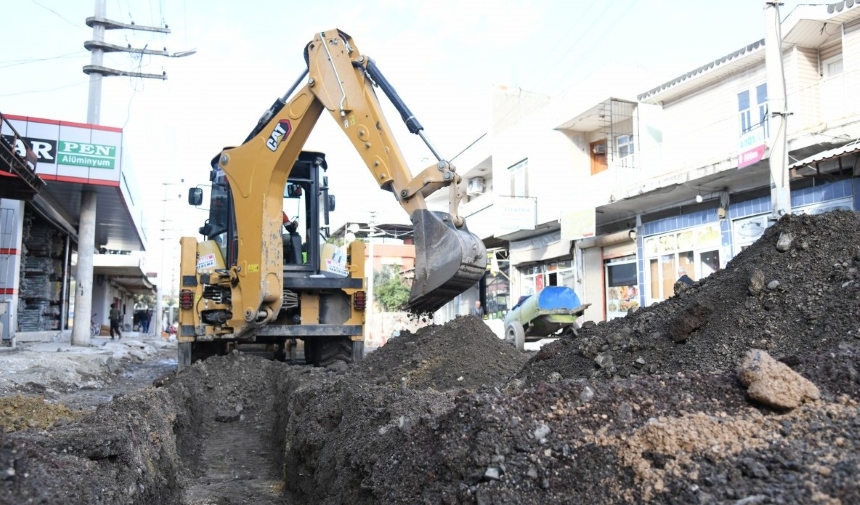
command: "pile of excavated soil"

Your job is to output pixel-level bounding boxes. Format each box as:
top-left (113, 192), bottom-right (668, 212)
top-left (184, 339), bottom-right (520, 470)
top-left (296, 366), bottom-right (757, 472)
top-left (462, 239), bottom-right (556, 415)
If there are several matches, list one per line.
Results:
top-left (519, 210), bottom-right (860, 383)
top-left (358, 315), bottom-right (530, 390)
top-left (2, 211), bottom-right (860, 504)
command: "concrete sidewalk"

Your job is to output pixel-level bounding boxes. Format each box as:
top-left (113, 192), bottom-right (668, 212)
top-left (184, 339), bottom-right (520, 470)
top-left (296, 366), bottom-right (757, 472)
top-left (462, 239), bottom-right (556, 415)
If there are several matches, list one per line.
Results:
top-left (0, 331), bottom-right (177, 400)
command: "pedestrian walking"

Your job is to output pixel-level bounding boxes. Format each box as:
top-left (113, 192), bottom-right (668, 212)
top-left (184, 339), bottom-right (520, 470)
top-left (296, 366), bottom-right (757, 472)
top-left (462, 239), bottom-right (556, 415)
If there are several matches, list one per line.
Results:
top-left (109, 303), bottom-right (123, 340)
top-left (142, 309), bottom-right (152, 334)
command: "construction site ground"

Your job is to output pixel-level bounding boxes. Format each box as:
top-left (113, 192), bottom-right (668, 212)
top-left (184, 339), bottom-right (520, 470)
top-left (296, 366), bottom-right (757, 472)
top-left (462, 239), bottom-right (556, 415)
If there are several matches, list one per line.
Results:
top-left (2, 210), bottom-right (860, 504)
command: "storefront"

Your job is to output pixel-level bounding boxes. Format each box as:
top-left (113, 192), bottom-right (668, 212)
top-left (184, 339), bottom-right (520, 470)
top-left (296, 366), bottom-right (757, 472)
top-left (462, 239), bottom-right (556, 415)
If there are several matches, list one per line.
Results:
top-left (510, 231), bottom-right (574, 303)
top-left (643, 222), bottom-right (722, 305)
top-left (1, 114), bottom-right (151, 343)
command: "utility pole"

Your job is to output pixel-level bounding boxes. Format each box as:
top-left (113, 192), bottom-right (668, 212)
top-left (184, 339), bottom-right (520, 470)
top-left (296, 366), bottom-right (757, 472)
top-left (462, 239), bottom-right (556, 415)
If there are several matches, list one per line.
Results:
top-left (765, 0), bottom-right (792, 220)
top-left (71, 0), bottom-right (193, 346)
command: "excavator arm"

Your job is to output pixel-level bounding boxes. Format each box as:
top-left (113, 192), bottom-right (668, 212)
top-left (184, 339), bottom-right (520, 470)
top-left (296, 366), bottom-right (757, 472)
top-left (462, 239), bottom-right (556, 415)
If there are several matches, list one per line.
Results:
top-left (216, 29), bottom-right (485, 335)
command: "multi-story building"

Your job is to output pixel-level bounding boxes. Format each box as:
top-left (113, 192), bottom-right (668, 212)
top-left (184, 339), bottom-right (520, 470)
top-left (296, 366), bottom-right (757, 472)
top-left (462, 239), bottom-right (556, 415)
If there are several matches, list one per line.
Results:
top-left (0, 114), bottom-right (153, 344)
top-left (445, 1), bottom-right (860, 325)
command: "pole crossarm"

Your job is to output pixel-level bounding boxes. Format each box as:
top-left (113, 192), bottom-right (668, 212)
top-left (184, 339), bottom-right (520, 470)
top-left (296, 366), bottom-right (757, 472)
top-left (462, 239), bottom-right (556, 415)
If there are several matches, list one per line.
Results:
top-left (86, 16), bottom-right (170, 33)
top-left (83, 65), bottom-right (167, 80)
top-left (84, 40), bottom-right (168, 56)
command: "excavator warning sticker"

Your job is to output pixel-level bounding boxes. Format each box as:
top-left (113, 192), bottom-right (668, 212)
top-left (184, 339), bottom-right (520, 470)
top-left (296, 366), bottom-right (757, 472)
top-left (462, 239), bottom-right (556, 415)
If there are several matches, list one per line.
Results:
top-left (197, 254), bottom-right (216, 270)
top-left (266, 119), bottom-right (292, 152)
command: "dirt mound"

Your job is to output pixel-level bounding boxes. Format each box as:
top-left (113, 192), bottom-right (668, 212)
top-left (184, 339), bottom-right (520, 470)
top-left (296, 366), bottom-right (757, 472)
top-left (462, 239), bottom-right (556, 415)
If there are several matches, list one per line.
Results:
top-left (518, 210), bottom-right (860, 383)
top-left (357, 315), bottom-right (529, 390)
top-left (2, 211), bottom-right (860, 504)
top-left (0, 395), bottom-right (84, 433)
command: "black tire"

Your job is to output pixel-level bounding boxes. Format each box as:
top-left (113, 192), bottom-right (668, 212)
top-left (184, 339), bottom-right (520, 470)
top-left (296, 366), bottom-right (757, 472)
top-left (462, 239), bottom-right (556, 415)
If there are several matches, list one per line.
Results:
top-left (191, 341), bottom-right (226, 364)
top-left (311, 336), bottom-right (354, 367)
top-left (505, 323), bottom-right (525, 352)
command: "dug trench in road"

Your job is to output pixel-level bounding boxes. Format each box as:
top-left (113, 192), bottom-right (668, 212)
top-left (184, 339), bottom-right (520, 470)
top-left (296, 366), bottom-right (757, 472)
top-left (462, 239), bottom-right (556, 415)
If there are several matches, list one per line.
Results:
top-left (4, 212), bottom-right (860, 503)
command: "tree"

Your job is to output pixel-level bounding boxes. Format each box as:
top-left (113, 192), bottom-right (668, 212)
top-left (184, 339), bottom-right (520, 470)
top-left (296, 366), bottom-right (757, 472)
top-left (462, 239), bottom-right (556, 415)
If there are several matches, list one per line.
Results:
top-left (374, 265), bottom-right (410, 311)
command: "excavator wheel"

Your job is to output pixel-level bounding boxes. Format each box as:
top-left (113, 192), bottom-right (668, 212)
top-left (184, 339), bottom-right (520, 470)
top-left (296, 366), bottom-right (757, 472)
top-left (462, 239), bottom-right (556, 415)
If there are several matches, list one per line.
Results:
top-left (306, 336), bottom-right (354, 367)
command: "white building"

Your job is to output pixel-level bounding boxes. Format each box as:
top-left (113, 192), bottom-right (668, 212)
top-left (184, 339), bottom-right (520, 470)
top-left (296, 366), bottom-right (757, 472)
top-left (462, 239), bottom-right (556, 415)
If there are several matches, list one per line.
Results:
top-left (439, 1), bottom-right (860, 325)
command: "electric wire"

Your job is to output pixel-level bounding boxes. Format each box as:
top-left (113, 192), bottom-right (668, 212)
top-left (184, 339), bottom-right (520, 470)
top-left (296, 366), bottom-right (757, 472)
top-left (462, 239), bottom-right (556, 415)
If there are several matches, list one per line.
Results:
top-left (0, 81), bottom-right (89, 98)
top-left (29, 0), bottom-right (82, 29)
top-left (0, 51), bottom-right (88, 69)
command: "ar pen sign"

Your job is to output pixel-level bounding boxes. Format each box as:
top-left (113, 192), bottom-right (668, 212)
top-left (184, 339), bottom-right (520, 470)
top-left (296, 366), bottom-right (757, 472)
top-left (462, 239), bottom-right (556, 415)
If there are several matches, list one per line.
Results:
top-left (737, 126), bottom-right (766, 169)
top-left (1, 135), bottom-right (57, 163)
top-left (57, 141), bottom-right (117, 169)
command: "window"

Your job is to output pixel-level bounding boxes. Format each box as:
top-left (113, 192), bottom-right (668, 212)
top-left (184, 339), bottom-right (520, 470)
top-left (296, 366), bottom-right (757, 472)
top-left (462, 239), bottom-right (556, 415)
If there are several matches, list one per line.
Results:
top-left (738, 84), bottom-right (768, 137)
top-left (738, 90), bottom-right (751, 133)
top-left (508, 158), bottom-right (528, 197)
top-left (823, 55), bottom-right (843, 78)
top-left (616, 134), bottom-right (634, 159)
top-left (756, 83), bottom-right (769, 138)
top-left (607, 261), bottom-right (637, 287)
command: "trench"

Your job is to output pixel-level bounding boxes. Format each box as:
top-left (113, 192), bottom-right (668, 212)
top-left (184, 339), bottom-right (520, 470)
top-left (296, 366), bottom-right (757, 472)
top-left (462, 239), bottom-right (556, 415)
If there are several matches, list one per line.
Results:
top-left (166, 354), bottom-right (300, 505)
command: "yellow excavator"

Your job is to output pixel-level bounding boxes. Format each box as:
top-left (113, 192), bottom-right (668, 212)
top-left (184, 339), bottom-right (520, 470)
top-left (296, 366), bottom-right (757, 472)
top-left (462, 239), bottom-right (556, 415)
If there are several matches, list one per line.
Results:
top-left (176, 29), bottom-right (486, 369)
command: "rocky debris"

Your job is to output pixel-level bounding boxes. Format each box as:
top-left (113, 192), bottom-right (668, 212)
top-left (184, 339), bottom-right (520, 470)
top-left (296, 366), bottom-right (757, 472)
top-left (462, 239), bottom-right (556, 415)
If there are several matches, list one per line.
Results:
top-left (668, 300), bottom-right (711, 342)
top-left (2, 211), bottom-right (860, 504)
top-left (738, 349), bottom-right (820, 409)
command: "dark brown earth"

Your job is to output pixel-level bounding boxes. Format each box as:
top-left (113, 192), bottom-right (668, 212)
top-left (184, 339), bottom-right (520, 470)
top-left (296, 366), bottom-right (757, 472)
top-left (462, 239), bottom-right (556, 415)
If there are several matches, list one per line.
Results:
top-left (2, 210), bottom-right (860, 504)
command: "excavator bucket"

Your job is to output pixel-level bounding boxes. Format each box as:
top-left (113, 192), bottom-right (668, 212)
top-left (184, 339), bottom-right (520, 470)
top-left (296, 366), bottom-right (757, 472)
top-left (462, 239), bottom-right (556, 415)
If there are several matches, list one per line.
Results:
top-left (409, 209), bottom-right (487, 314)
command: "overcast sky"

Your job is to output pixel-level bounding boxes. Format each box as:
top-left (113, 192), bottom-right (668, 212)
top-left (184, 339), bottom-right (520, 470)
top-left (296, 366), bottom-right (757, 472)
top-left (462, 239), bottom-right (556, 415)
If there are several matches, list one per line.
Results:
top-left (3, 0), bottom-right (809, 273)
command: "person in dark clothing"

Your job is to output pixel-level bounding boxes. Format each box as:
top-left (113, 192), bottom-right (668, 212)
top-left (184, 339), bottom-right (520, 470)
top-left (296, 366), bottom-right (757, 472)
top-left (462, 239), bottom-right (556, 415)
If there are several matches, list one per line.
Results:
top-left (142, 309), bottom-right (152, 334)
top-left (473, 300), bottom-right (485, 318)
top-left (109, 303), bottom-right (122, 340)
top-left (674, 267), bottom-right (695, 295)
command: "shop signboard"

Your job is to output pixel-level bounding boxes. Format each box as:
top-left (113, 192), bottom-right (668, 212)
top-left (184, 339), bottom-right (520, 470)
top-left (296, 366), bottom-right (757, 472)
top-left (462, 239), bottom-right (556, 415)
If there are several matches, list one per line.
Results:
top-left (738, 125), bottom-right (766, 169)
top-left (560, 208), bottom-right (596, 241)
top-left (496, 196), bottom-right (536, 232)
top-left (4, 115), bottom-right (123, 183)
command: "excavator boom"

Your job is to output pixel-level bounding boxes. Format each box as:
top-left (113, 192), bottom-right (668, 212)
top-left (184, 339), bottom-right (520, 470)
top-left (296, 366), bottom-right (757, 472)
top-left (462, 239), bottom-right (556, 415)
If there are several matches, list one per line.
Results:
top-left (213, 29), bottom-right (485, 334)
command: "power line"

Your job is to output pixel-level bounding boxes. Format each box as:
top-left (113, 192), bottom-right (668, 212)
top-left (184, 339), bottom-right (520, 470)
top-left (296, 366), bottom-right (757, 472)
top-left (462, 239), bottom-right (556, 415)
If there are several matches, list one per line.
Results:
top-left (0, 51), bottom-right (88, 69)
top-left (0, 80), bottom-right (89, 98)
top-left (29, 0), bottom-right (82, 29)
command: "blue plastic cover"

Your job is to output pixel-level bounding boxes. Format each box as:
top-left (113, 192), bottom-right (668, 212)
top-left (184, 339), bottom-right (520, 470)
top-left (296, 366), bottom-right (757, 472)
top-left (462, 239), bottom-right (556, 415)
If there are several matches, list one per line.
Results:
top-left (536, 286), bottom-right (581, 311)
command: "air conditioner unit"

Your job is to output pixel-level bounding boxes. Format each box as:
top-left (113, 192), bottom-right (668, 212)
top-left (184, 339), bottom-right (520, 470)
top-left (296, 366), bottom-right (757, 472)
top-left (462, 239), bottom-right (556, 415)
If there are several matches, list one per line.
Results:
top-left (467, 177), bottom-right (485, 196)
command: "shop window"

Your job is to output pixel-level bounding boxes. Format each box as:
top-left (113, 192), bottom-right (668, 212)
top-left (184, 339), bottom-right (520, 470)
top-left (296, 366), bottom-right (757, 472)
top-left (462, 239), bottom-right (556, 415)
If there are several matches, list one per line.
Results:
top-left (606, 256), bottom-right (638, 319)
top-left (643, 224), bottom-right (721, 303)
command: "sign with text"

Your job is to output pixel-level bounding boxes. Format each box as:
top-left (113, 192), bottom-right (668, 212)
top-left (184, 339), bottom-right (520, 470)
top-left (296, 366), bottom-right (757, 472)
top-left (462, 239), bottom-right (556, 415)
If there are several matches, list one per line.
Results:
top-left (560, 208), bottom-right (596, 241)
top-left (4, 115), bottom-right (123, 182)
top-left (496, 196), bottom-right (536, 232)
top-left (737, 126), bottom-right (766, 169)
top-left (57, 141), bottom-right (117, 169)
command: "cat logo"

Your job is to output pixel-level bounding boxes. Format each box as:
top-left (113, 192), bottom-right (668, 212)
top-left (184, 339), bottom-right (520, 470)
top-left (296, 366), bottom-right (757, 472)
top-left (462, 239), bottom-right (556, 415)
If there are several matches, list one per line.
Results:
top-left (266, 120), bottom-right (292, 152)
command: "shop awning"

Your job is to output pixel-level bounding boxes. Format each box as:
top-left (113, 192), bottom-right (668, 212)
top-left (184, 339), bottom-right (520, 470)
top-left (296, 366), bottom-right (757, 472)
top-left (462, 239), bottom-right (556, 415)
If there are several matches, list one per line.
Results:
top-left (93, 254), bottom-right (155, 295)
top-left (0, 112), bottom-right (46, 200)
top-left (788, 140), bottom-right (860, 175)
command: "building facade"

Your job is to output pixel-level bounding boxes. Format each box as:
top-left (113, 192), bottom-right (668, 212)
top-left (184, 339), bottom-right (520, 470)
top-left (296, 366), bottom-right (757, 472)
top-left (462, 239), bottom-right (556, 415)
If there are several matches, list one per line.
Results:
top-left (0, 114), bottom-right (154, 344)
top-left (440, 1), bottom-right (860, 326)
